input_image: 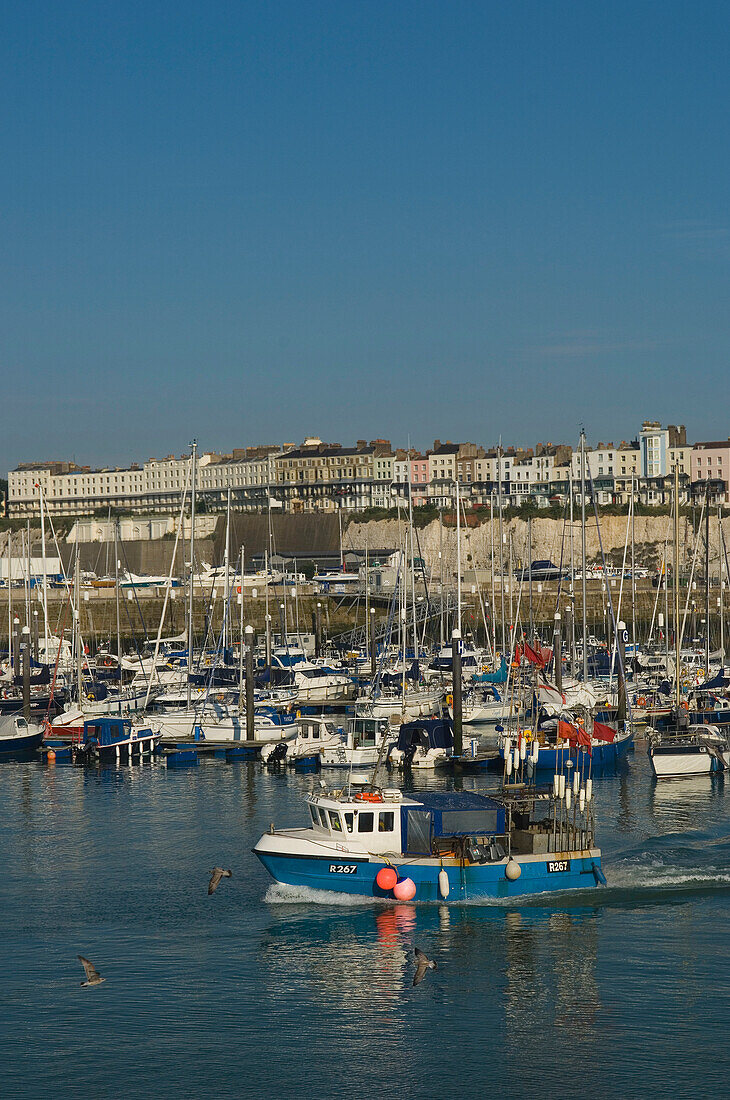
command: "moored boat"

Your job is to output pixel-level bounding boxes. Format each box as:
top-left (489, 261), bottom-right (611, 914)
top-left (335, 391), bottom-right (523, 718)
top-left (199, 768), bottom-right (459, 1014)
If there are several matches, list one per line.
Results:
top-left (0, 714), bottom-right (44, 761)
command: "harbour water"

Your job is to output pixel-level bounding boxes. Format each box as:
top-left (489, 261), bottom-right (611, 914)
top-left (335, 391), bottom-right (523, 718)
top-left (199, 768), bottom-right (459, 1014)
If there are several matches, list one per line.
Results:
top-left (2, 752), bottom-right (729, 1099)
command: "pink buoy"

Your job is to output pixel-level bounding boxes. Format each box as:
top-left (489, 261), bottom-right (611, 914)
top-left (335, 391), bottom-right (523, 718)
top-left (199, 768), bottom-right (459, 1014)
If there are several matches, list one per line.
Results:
top-left (393, 876), bottom-right (417, 901)
top-left (376, 867), bottom-right (398, 891)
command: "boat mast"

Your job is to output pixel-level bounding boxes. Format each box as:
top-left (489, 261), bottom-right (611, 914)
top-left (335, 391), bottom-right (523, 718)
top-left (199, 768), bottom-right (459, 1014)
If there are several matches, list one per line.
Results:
top-left (719, 504), bottom-right (725, 668)
top-left (674, 462), bottom-right (681, 707)
top-left (456, 475), bottom-right (462, 637)
top-left (705, 479), bottom-right (711, 676)
top-left (631, 473), bottom-right (636, 657)
top-left (75, 542), bottom-right (83, 705)
top-left (6, 535), bottom-right (11, 662)
top-left (528, 514), bottom-right (533, 639)
top-left (498, 443), bottom-right (505, 654)
top-left (439, 508), bottom-right (445, 648)
top-left (38, 480), bottom-right (49, 662)
top-left (569, 466), bottom-right (576, 675)
top-left (580, 431), bottom-right (587, 683)
top-left (407, 457), bottom-right (418, 664)
top-left (224, 488), bottom-right (231, 653)
top-left (114, 519), bottom-right (121, 666)
top-left (24, 524), bottom-right (30, 628)
top-left (490, 493), bottom-right (496, 661)
top-left (238, 545), bottom-right (245, 712)
top-left (187, 440), bottom-right (197, 710)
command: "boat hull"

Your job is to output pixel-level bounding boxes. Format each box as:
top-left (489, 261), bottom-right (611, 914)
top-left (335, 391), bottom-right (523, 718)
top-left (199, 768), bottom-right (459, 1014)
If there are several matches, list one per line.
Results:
top-left (499, 730), bottom-right (633, 772)
top-left (254, 842), bottom-right (603, 901)
top-left (649, 744), bottom-right (717, 778)
top-left (0, 729), bottom-right (44, 761)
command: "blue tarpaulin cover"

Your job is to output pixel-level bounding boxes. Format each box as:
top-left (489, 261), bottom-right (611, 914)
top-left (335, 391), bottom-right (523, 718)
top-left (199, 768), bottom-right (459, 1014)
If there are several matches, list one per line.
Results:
top-left (473, 657), bottom-right (509, 684)
top-left (396, 718), bottom-right (453, 752)
top-left (400, 790), bottom-right (506, 852)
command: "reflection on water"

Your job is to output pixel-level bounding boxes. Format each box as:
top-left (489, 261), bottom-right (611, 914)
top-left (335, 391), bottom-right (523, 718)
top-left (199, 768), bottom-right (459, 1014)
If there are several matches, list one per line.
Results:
top-left (1, 752), bottom-right (730, 1098)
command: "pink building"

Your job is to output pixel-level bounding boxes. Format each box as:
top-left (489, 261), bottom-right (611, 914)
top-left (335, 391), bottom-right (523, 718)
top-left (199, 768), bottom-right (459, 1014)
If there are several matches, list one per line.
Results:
top-left (410, 455), bottom-right (430, 506)
top-left (691, 439), bottom-right (730, 503)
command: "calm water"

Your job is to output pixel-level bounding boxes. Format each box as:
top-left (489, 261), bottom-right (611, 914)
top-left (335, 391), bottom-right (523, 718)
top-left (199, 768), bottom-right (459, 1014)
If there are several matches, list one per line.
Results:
top-left (1, 747), bottom-right (729, 1099)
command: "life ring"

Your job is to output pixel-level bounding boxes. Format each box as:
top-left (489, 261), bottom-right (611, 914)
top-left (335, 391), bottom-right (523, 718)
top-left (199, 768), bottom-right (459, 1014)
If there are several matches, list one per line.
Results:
top-left (216, 692), bottom-right (226, 703)
top-left (446, 693), bottom-right (453, 707)
top-left (681, 701), bottom-right (689, 710)
top-left (87, 692), bottom-right (95, 701)
top-left (295, 709), bottom-right (301, 719)
top-left (636, 696), bottom-right (647, 708)
top-left (524, 730), bottom-right (533, 743)
top-left (354, 791), bottom-right (383, 803)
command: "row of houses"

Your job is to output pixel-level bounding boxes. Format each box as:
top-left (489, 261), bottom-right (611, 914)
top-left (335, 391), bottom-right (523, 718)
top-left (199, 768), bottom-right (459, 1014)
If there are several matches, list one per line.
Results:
top-left (8, 422), bottom-right (730, 518)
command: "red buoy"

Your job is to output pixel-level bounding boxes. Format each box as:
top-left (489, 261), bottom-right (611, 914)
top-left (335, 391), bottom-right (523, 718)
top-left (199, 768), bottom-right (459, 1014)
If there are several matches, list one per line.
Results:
top-left (376, 867), bottom-right (398, 891)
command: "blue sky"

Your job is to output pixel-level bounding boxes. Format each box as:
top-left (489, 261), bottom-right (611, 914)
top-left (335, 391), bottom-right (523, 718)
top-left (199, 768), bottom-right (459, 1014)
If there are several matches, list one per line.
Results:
top-left (2, 1), bottom-right (729, 474)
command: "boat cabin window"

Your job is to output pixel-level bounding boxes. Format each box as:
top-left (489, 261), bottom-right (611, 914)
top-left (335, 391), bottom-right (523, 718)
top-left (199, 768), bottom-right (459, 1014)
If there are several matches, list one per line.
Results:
top-left (378, 811), bottom-right (394, 833)
top-left (357, 812), bottom-right (374, 833)
top-left (309, 805), bottom-right (319, 827)
top-left (328, 810), bottom-right (343, 832)
top-left (317, 806), bottom-right (328, 827)
top-left (343, 812), bottom-right (354, 833)
top-left (352, 719), bottom-right (377, 748)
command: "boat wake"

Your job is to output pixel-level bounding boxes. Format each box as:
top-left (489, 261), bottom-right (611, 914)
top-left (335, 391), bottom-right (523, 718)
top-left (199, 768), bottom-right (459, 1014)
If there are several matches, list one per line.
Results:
top-left (264, 883), bottom-right (393, 907)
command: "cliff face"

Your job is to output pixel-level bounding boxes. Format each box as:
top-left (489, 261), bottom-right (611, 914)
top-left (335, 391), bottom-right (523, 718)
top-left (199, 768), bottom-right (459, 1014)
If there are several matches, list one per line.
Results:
top-left (345, 514), bottom-right (730, 574)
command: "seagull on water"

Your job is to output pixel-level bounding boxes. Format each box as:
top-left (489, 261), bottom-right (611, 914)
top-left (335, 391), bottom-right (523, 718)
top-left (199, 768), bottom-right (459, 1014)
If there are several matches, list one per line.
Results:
top-left (413, 947), bottom-right (437, 987)
top-left (78, 956), bottom-right (105, 988)
top-left (208, 867), bottom-right (232, 895)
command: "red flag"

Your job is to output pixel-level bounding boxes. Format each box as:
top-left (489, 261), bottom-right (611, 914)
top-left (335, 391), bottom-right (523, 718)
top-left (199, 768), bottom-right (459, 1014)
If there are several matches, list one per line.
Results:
top-left (559, 719), bottom-right (592, 756)
top-left (524, 641), bottom-right (547, 668)
top-left (514, 644), bottom-right (523, 665)
top-left (558, 718), bottom-right (578, 741)
top-left (575, 725), bottom-right (592, 755)
top-left (592, 720), bottom-right (616, 743)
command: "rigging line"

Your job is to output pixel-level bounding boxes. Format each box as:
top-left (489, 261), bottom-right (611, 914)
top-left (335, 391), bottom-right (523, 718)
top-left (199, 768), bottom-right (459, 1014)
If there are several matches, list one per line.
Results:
top-left (553, 495), bottom-right (570, 615)
top-left (609, 502), bottom-right (634, 687)
top-left (116, 537), bottom-right (151, 677)
top-left (585, 461), bottom-right (632, 722)
top-left (459, 494), bottom-right (492, 661)
top-left (370, 551), bottom-right (403, 700)
top-left (646, 513), bottom-right (672, 646)
top-left (498, 528), bottom-right (528, 730)
top-left (679, 496), bottom-right (705, 653)
top-left (143, 461), bottom-right (192, 712)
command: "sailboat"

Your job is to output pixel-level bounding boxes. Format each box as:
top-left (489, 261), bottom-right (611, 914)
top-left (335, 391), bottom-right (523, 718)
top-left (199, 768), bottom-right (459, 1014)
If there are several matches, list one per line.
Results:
top-left (648, 470), bottom-right (729, 777)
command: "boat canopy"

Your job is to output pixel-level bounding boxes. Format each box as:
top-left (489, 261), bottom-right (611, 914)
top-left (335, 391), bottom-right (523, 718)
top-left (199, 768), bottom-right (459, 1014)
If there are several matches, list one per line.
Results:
top-left (396, 718), bottom-right (453, 752)
top-left (697, 669), bottom-right (728, 690)
top-left (473, 657), bottom-right (509, 685)
top-left (82, 717), bottom-right (132, 746)
top-left (400, 790), bottom-right (506, 854)
top-left (381, 660), bottom-right (420, 689)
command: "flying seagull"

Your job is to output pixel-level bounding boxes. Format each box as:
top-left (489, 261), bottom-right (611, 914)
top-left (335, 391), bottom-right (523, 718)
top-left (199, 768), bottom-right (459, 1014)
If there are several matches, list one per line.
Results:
top-left (413, 947), bottom-right (437, 987)
top-left (208, 868), bottom-right (232, 895)
top-left (78, 956), bottom-right (105, 988)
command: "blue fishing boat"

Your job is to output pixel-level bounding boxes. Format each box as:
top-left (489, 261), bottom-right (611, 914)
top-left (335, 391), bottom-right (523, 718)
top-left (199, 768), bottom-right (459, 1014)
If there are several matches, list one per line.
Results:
top-left (497, 727), bottom-right (634, 773)
top-left (0, 715), bottom-right (44, 761)
top-left (253, 779), bottom-right (605, 902)
top-left (71, 716), bottom-right (160, 765)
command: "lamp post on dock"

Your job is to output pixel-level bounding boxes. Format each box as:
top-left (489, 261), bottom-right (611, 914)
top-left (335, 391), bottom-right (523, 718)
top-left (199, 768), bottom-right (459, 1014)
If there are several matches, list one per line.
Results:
top-left (452, 627), bottom-right (463, 757)
top-left (245, 624), bottom-right (255, 743)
